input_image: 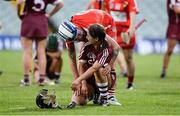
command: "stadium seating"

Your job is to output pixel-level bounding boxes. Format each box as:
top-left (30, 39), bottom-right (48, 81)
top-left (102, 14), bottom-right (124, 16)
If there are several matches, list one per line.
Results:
top-left (0, 0), bottom-right (167, 38)
top-left (1, 0), bottom-right (179, 54)
top-left (0, 1), bottom-right (21, 35)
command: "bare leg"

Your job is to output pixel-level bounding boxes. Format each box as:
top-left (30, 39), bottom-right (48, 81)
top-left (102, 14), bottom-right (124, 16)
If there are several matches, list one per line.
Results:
top-left (115, 52), bottom-right (127, 77)
top-left (21, 37), bottom-right (33, 85)
top-left (161, 39), bottom-right (177, 78)
top-left (36, 38), bottom-right (47, 85)
top-left (67, 84), bottom-right (95, 108)
top-left (34, 61), bottom-right (40, 83)
top-left (55, 51), bottom-right (63, 84)
top-left (123, 49), bottom-right (135, 89)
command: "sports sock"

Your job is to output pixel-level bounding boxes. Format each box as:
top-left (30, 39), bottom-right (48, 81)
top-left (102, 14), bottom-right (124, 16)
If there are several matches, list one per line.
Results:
top-left (128, 75), bottom-right (134, 84)
top-left (97, 82), bottom-right (108, 101)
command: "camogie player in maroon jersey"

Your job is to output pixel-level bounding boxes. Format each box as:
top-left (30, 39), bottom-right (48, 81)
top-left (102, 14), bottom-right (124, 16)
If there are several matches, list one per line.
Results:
top-left (17, 0), bottom-right (63, 86)
top-left (71, 24), bottom-right (119, 106)
top-left (161, 0), bottom-right (180, 78)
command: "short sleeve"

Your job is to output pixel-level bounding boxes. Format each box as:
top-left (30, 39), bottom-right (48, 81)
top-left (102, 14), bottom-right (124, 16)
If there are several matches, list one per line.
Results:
top-left (128, 0), bottom-right (139, 14)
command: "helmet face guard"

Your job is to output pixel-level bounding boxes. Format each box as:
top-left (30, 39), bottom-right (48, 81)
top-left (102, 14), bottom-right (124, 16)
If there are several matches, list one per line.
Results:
top-left (36, 89), bottom-right (61, 109)
top-left (58, 21), bottom-right (77, 41)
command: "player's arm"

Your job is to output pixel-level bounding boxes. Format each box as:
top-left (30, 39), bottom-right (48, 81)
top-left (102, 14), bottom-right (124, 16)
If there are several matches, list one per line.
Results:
top-left (128, 0), bottom-right (139, 38)
top-left (65, 41), bottom-right (79, 80)
top-left (16, 2), bottom-right (21, 18)
top-left (46, 0), bottom-right (64, 18)
top-left (129, 11), bottom-right (136, 38)
top-left (78, 60), bottom-right (88, 96)
top-left (16, 0), bottom-right (25, 19)
top-left (78, 60), bottom-right (87, 83)
top-left (106, 35), bottom-right (120, 67)
top-left (73, 61), bottom-right (102, 85)
top-left (86, 0), bottom-right (93, 10)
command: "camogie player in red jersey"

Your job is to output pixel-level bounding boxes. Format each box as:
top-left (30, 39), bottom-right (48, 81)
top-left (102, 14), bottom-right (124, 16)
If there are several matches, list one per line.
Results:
top-left (105, 0), bottom-right (139, 89)
top-left (17, 0), bottom-right (63, 86)
top-left (87, 0), bottom-right (128, 77)
top-left (58, 9), bottom-right (121, 108)
top-left (161, 0), bottom-right (180, 78)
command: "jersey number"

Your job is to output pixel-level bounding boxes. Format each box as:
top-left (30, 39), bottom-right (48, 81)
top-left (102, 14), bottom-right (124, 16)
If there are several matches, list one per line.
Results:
top-left (32, 0), bottom-right (45, 12)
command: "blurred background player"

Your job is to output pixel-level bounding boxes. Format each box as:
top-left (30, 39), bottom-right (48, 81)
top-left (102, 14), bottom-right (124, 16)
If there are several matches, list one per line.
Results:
top-left (87, 0), bottom-right (128, 77)
top-left (71, 24), bottom-right (119, 107)
top-left (0, 21), bottom-right (3, 76)
top-left (0, 21), bottom-right (3, 75)
top-left (58, 9), bottom-right (121, 106)
top-left (34, 34), bottom-right (63, 85)
top-left (104, 0), bottom-right (139, 89)
top-left (0, 21), bottom-right (2, 30)
top-left (17, 0), bottom-right (63, 86)
top-left (160, 0), bottom-right (180, 78)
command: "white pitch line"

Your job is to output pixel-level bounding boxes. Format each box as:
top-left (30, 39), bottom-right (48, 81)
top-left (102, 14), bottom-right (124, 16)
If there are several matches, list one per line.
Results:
top-left (9, 107), bottom-right (26, 110)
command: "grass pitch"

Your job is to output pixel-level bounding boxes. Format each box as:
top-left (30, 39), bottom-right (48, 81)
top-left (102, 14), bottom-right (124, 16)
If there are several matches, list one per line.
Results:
top-left (0, 50), bottom-right (180, 115)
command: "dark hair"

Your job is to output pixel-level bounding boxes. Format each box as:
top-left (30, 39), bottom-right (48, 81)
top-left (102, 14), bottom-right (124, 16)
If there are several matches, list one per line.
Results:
top-left (88, 24), bottom-right (106, 42)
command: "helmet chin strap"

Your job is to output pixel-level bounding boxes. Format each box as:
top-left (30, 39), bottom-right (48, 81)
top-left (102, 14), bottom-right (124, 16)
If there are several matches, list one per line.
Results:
top-left (75, 28), bottom-right (87, 42)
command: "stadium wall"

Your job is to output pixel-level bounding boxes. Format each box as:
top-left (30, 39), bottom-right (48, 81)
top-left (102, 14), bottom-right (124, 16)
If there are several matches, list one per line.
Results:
top-left (0, 35), bottom-right (180, 54)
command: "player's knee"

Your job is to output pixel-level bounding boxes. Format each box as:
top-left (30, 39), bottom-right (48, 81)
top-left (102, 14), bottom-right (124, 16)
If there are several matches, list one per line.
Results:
top-left (126, 56), bottom-right (133, 64)
top-left (99, 67), bottom-right (104, 75)
top-left (166, 50), bottom-right (173, 56)
top-left (73, 95), bottom-right (87, 106)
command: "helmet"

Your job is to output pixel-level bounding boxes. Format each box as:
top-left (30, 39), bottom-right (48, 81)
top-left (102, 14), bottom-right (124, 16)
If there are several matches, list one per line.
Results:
top-left (58, 21), bottom-right (77, 41)
top-left (46, 34), bottom-right (59, 52)
top-left (36, 89), bottom-right (61, 109)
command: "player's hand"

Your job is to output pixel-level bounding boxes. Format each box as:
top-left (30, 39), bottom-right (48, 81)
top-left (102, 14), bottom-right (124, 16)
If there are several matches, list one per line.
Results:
top-left (128, 27), bottom-right (135, 38)
top-left (121, 27), bottom-right (135, 44)
top-left (71, 79), bottom-right (81, 91)
top-left (45, 13), bottom-right (50, 18)
top-left (121, 32), bottom-right (130, 44)
top-left (81, 82), bottom-right (88, 97)
top-left (74, 87), bottom-right (81, 96)
top-left (18, 14), bottom-right (25, 20)
top-left (102, 64), bottom-right (111, 76)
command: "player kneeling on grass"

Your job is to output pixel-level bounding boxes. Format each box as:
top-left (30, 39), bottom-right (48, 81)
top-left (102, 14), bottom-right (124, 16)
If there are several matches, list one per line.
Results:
top-left (70, 24), bottom-right (121, 107)
top-left (34, 34), bottom-right (63, 85)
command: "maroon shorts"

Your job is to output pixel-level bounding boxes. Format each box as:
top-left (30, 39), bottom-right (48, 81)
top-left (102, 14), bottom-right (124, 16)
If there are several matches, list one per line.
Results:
top-left (21, 14), bottom-right (48, 39)
top-left (116, 27), bottom-right (136, 49)
top-left (166, 23), bottom-right (180, 40)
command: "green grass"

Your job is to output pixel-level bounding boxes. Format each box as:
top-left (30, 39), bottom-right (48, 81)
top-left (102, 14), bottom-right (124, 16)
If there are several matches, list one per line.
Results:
top-left (0, 50), bottom-right (180, 115)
